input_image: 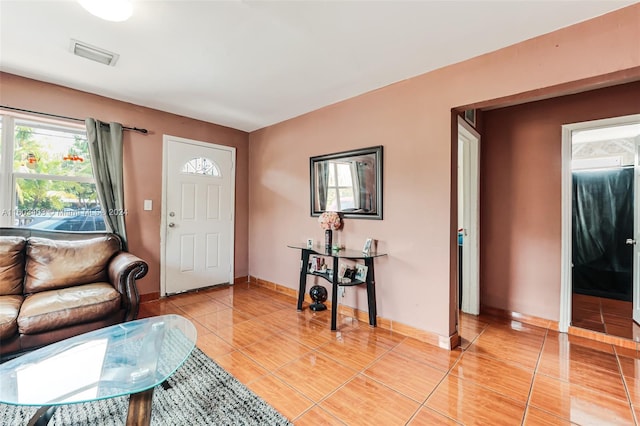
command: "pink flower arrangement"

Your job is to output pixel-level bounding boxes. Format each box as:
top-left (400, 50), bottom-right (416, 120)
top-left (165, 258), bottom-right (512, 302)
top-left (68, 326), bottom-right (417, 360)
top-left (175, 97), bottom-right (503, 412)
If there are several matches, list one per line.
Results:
top-left (318, 211), bottom-right (342, 231)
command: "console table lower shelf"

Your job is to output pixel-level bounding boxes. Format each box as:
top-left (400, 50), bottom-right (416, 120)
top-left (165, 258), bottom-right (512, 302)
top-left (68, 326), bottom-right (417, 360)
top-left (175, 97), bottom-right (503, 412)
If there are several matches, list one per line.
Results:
top-left (288, 244), bottom-right (387, 331)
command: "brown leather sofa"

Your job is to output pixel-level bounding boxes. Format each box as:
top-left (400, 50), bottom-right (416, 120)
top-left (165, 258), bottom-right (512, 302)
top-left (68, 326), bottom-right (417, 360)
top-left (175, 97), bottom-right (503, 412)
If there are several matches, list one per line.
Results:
top-left (0, 228), bottom-right (148, 360)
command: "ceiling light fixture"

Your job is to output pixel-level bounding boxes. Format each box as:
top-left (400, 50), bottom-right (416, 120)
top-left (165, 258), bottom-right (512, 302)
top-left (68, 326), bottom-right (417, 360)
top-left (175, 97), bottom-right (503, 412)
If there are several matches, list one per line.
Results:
top-left (70, 39), bottom-right (120, 66)
top-left (78, 0), bottom-right (133, 22)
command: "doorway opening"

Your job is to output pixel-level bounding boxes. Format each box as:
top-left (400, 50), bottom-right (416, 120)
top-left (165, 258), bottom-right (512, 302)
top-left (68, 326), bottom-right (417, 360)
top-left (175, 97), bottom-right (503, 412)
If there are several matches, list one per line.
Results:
top-left (560, 115), bottom-right (640, 340)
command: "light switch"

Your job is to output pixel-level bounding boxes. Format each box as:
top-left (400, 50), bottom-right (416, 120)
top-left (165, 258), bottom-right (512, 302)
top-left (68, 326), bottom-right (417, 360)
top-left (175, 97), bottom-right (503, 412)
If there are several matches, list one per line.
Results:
top-left (143, 200), bottom-right (153, 211)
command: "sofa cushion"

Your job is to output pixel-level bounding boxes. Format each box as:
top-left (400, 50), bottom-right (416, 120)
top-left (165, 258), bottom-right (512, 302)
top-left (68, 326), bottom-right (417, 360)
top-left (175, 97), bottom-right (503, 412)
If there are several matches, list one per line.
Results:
top-left (0, 295), bottom-right (23, 339)
top-left (25, 236), bottom-right (120, 294)
top-left (0, 236), bottom-right (26, 295)
top-left (18, 282), bottom-right (121, 335)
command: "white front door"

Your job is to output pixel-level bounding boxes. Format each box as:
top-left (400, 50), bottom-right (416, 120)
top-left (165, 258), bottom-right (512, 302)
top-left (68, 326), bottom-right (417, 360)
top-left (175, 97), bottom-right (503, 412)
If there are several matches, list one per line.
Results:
top-left (162, 136), bottom-right (235, 295)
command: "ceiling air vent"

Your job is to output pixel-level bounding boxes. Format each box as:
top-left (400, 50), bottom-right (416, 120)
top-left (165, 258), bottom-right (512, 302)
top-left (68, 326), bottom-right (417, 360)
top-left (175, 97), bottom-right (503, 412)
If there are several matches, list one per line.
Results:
top-left (70, 39), bottom-right (119, 66)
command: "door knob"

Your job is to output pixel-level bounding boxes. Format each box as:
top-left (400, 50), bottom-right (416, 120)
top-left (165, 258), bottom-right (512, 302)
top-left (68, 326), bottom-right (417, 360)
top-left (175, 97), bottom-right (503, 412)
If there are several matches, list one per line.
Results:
top-left (168, 222), bottom-right (176, 228)
top-left (626, 239), bottom-right (636, 245)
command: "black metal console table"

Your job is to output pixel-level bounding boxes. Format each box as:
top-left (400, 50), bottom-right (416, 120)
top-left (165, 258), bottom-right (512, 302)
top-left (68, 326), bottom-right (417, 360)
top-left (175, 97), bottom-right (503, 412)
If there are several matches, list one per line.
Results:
top-left (288, 244), bottom-right (387, 331)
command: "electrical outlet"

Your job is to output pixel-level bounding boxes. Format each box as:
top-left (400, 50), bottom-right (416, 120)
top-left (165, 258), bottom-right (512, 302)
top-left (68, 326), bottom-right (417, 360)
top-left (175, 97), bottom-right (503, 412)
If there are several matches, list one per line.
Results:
top-left (338, 287), bottom-right (346, 298)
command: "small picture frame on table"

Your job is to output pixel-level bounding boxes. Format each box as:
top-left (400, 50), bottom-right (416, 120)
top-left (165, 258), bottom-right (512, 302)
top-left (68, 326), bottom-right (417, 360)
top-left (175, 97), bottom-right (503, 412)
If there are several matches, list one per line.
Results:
top-left (338, 263), bottom-right (348, 279)
top-left (362, 238), bottom-right (373, 255)
top-left (306, 238), bottom-right (313, 249)
top-left (355, 264), bottom-right (368, 282)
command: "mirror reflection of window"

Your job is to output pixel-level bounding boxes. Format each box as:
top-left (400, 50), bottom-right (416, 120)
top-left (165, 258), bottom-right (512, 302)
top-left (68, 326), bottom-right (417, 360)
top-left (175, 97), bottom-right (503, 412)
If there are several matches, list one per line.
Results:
top-left (326, 161), bottom-right (356, 211)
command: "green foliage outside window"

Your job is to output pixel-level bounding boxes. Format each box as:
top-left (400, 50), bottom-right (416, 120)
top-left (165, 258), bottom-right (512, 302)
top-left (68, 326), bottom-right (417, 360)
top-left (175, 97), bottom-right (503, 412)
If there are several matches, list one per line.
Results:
top-left (13, 125), bottom-right (99, 212)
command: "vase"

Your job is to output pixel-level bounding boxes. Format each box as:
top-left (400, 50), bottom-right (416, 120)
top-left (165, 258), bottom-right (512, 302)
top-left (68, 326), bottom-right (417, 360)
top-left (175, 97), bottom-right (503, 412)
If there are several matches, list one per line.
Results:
top-left (325, 229), bottom-right (332, 252)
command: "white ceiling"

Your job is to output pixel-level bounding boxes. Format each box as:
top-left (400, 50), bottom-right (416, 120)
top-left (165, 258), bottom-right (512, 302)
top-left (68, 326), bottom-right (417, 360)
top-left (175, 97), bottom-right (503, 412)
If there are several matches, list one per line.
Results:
top-left (0, 1), bottom-right (636, 132)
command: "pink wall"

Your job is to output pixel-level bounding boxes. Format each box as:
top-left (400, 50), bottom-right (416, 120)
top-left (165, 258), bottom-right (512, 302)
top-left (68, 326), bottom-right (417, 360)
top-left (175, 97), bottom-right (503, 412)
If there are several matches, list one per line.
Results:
top-left (248, 4), bottom-right (640, 339)
top-left (0, 73), bottom-right (250, 297)
top-left (482, 81), bottom-right (640, 321)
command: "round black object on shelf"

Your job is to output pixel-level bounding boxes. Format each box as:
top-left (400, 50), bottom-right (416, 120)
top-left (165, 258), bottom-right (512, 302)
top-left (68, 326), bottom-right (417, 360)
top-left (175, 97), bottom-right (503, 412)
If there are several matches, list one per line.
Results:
top-left (309, 285), bottom-right (328, 311)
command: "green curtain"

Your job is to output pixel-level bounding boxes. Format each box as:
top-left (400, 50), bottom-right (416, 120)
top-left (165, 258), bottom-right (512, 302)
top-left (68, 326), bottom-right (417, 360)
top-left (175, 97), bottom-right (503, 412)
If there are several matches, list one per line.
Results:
top-left (317, 162), bottom-right (329, 211)
top-left (85, 118), bottom-right (128, 250)
top-left (356, 161), bottom-right (367, 211)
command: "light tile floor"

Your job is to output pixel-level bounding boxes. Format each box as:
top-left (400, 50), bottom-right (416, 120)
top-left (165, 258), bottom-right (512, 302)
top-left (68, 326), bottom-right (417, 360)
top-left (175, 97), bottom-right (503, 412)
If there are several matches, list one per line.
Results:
top-left (139, 283), bottom-right (640, 425)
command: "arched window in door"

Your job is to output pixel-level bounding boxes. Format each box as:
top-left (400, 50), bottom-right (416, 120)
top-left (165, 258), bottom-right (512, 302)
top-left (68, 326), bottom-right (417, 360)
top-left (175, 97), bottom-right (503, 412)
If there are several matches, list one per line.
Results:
top-left (181, 157), bottom-right (221, 176)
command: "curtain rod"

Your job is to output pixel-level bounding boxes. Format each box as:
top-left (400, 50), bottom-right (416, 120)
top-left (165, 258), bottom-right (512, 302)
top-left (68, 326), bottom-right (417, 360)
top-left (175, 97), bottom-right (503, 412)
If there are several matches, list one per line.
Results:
top-left (0, 105), bottom-right (148, 134)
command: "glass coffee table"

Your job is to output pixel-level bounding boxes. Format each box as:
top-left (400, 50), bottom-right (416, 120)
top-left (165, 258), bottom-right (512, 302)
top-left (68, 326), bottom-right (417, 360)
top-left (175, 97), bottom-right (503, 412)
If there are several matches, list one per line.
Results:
top-left (0, 314), bottom-right (196, 426)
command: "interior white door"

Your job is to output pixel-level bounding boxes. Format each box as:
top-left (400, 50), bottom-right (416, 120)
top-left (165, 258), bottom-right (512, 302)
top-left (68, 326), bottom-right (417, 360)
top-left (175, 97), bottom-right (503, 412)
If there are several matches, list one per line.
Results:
top-left (458, 117), bottom-right (480, 315)
top-left (163, 137), bottom-right (235, 295)
top-left (633, 135), bottom-right (640, 324)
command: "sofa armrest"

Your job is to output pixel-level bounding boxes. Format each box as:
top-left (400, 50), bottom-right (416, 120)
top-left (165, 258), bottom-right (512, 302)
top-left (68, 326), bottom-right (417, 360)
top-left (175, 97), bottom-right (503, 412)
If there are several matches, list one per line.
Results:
top-left (108, 252), bottom-right (149, 322)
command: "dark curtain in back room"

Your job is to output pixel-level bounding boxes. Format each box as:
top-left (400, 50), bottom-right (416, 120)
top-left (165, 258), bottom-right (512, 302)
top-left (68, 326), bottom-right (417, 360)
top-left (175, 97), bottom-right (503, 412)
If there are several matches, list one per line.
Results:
top-left (572, 167), bottom-right (633, 301)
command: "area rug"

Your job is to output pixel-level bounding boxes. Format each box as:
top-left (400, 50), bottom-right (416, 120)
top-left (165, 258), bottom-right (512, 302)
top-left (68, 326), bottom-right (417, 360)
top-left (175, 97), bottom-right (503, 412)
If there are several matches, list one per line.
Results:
top-left (0, 347), bottom-right (293, 426)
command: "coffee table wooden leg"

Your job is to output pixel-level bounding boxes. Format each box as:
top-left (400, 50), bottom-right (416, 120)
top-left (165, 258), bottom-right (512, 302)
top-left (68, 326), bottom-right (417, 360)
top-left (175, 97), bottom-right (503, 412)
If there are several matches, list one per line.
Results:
top-left (27, 406), bottom-right (57, 426)
top-left (126, 388), bottom-right (154, 426)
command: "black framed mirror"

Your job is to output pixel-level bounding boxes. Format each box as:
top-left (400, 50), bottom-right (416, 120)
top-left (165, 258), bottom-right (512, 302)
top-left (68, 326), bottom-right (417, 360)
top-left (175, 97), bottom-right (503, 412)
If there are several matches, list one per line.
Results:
top-left (310, 145), bottom-right (383, 219)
